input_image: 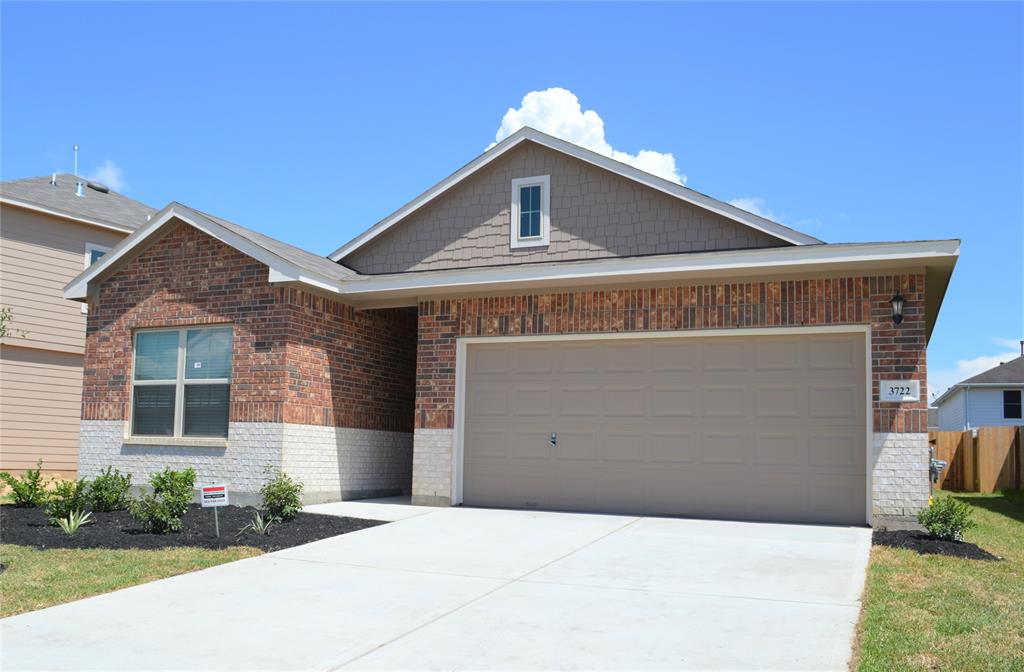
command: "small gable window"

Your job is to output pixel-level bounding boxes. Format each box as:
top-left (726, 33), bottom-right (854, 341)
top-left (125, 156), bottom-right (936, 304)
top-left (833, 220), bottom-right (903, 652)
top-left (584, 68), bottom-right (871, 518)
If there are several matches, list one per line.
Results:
top-left (1004, 390), bottom-right (1022, 420)
top-left (510, 175), bottom-right (550, 248)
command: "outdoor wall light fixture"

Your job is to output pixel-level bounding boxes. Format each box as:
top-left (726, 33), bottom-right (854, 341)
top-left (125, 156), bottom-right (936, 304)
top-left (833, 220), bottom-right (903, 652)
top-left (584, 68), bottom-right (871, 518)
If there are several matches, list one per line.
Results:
top-left (890, 294), bottom-right (905, 325)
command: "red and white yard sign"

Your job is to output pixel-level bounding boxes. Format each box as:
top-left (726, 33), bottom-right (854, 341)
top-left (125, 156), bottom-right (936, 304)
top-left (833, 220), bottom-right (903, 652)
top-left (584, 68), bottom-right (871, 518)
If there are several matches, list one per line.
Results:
top-left (200, 484), bottom-right (229, 507)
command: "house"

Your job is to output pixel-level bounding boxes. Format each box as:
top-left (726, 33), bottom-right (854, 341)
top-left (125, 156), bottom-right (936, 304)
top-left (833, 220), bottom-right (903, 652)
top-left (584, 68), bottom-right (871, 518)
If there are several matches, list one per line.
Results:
top-left (64, 127), bottom-right (959, 525)
top-left (933, 354), bottom-right (1024, 430)
top-left (1, 174), bottom-right (154, 479)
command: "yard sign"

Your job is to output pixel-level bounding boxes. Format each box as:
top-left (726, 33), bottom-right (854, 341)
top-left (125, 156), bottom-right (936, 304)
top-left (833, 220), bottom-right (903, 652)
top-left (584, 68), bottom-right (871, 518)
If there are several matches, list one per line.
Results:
top-left (200, 483), bottom-right (229, 538)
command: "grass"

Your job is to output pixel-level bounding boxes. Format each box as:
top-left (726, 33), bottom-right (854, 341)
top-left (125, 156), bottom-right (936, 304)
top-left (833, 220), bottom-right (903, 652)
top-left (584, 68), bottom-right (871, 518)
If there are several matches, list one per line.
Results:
top-left (854, 490), bottom-right (1024, 672)
top-left (0, 543), bottom-right (262, 618)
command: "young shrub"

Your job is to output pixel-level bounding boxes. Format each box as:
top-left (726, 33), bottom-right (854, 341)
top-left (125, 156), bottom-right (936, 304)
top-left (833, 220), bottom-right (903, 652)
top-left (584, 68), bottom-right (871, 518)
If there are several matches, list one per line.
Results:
top-left (0, 459), bottom-right (51, 507)
top-left (55, 510), bottom-right (92, 535)
top-left (129, 467), bottom-right (196, 533)
top-left (236, 510), bottom-right (273, 538)
top-left (918, 494), bottom-right (976, 541)
top-left (45, 478), bottom-right (90, 522)
top-left (88, 466), bottom-right (133, 512)
top-left (261, 469), bottom-right (303, 522)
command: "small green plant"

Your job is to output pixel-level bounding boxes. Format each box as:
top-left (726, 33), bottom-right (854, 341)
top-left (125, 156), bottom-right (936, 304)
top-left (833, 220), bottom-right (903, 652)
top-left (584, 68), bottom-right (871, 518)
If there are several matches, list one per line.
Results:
top-left (129, 467), bottom-right (196, 533)
top-left (54, 509), bottom-right (92, 535)
top-left (45, 478), bottom-right (90, 522)
top-left (0, 306), bottom-right (29, 338)
top-left (918, 494), bottom-right (976, 541)
top-left (236, 511), bottom-right (273, 538)
top-left (0, 460), bottom-right (51, 507)
top-left (260, 468), bottom-right (303, 522)
top-left (88, 466), bottom-right (132, 511)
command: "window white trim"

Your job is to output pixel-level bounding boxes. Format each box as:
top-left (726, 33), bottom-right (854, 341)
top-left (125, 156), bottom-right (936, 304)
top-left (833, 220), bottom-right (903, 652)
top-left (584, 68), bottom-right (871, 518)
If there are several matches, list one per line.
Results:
top-left (510, 175), bottom-right (550, 249)
top-left (129, 326), bottom-right (232, 439)
top-left (81, 244), bottom-right (112, 312)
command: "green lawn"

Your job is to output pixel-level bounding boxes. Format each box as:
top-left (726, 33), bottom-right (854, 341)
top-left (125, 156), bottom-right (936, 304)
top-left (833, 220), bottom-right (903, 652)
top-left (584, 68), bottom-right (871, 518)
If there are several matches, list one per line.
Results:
top-left (854, 490), bottom-right (1024, 672)
top-left (0, 544), bottom-right (262, 618)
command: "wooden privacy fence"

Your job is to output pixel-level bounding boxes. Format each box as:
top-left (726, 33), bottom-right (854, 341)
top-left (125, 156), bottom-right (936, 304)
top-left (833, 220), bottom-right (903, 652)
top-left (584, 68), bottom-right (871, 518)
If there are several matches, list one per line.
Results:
top-left (931, 426), bottom-right (1022, 492)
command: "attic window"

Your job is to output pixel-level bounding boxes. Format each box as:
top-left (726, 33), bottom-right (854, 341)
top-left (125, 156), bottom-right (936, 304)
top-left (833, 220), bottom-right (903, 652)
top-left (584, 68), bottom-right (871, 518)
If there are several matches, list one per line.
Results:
top-left (1004, 390), bottom-right (1022, 420)
top-left (510, 175), bottom-right (550, 248)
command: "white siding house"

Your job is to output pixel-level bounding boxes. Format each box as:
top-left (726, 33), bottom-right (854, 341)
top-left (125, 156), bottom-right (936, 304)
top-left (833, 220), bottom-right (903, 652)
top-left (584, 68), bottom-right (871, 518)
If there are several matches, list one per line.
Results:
top-left (933, 355), bottom-right (1024, 430)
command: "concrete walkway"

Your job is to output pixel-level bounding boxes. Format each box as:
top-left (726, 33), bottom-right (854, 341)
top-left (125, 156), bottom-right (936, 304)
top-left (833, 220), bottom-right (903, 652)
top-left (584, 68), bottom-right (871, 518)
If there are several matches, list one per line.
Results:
top-left (1, 500), bottom-right (872, 671)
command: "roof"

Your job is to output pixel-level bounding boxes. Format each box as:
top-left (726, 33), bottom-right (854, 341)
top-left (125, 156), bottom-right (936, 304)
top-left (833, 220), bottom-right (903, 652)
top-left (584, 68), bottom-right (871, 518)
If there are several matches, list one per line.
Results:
top-left (932, 355), bottom-right (1024, 406)
top-left (962, 355), bottom-right (1024, 385)
top-left (1, 173), bottom-right (155, 232)
top-left (64, 202), bottom-right (355, 301)
top-left (328, 126), bottom-right (824, 262)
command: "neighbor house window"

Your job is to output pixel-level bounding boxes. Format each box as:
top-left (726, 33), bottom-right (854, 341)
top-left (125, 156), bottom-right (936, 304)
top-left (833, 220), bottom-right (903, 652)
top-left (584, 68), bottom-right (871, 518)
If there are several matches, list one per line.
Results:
top-left (131, 327), bottom-right (232, 438)
top-left (510, 175), bottom-right (550, 248)
top-left (82, 243), bottom-right (111, 313)
top-left (1004, 390), bottom-right (1022, 420)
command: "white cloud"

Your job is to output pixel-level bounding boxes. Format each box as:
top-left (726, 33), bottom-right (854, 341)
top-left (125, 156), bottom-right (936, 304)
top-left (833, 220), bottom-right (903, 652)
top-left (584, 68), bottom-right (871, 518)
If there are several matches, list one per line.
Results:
top-left (85, 160), bottom-right (127, 191)
top-left (491, 88), bottom-right (686, 185)
top-left (728, 197), bottom-right (778, 221)
top-left (929, 337), bottom-right (1021, 402)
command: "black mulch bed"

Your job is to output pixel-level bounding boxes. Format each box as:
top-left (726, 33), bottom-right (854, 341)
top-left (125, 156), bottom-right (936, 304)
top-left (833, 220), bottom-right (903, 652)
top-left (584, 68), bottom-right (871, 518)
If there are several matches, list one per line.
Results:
top-left (873, 529), bottom-right (1001, 561)
top-left (0, 504), bottom-right (385, 552)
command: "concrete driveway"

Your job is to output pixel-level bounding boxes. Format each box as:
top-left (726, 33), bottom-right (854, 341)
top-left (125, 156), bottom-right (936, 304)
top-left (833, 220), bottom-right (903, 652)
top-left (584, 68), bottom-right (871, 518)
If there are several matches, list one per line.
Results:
top-left (1, 500), bottom-right (872, 671)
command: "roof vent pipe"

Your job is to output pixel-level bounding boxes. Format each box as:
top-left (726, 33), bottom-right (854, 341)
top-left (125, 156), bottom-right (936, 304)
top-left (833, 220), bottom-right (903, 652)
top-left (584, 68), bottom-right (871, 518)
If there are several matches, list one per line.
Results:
top-left (74, 144), bottom-right (84, 197)
top-left (50, 173), bottom-right (57, 186)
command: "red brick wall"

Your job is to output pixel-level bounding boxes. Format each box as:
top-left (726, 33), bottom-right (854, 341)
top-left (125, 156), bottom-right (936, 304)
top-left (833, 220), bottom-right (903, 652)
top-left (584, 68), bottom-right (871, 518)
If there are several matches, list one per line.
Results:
top-left (82, 222), bottom-right (415, 432)
top-left (416, 274), bottom-right (927, 433)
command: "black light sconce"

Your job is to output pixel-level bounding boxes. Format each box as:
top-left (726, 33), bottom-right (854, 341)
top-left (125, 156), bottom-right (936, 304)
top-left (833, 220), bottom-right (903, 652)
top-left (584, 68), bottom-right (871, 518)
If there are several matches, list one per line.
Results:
top-left (890, 294), bottom-right (905, 325)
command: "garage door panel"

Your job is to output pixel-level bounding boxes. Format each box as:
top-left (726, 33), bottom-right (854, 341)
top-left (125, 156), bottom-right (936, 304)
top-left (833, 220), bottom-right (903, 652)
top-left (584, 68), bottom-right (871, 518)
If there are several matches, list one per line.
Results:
top-left (513, 387), bottom-right (552, 416)
top-left (754, 386), bottom-right (802, 418)
top-left (754, 339), bottom-right (801, 370)
top-left (702, 341), bottom-right (748, 370)
top-left (754, 433), bottom-right (805, 467)
top-left (558, 386), bottom-right (601, 416)
top-left (701, 386), bottom-right (748, 417)
top-left (649, 430), bottom-right (697, 463)
top-left (604, 386), bottom-right (645, 417)
top-left (463, 332), bottom-right (867, 524)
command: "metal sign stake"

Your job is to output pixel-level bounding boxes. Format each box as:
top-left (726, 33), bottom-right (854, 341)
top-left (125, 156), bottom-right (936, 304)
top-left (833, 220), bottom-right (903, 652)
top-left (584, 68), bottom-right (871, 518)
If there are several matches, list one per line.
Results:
top-left (214, 507), bottom-right (220, 538)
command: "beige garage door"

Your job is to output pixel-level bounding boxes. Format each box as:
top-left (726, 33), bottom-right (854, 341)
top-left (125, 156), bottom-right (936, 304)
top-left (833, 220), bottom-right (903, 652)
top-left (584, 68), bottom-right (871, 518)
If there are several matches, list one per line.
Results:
top-left (463, 332), bottom-right (867, 525)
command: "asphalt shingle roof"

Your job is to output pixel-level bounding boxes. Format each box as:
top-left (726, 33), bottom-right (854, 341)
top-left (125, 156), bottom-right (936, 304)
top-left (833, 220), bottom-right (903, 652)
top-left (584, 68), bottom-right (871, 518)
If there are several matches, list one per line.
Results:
top-left (1, 173), bottom-right (155, 231)
top-left (188, 205), bottom-right (356, 281)
top-left (960, 355), bottom-right (1024, 385)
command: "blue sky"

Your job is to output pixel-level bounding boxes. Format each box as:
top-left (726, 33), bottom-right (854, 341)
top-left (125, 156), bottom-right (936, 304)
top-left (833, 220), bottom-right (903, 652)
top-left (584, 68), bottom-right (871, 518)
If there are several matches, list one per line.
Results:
top-left (2, 2), bottom-right (1021, 397)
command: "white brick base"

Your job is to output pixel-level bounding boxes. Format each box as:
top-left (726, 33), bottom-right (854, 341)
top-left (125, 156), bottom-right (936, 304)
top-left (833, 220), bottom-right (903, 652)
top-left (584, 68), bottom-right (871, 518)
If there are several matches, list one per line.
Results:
top-left (871, 432), bottom-right (930, 518)
top-left (411, 428), bottom-right (453, 506)
top-left (78, 421), bottom-right (412, 503)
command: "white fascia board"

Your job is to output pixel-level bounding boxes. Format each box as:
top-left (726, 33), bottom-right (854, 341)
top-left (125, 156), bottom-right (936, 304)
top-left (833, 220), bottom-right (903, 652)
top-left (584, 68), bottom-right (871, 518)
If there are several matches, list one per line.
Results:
top-left (64, 205), bottom-right (343, 301)
top-left (328, 127), bottom-right (820, 262)
top-left (337, 239), bottom-right (960, 300)
top-left (1, 197), bottom-right (137, 234)
top-left (934, 382), bottom-right (1023, 407)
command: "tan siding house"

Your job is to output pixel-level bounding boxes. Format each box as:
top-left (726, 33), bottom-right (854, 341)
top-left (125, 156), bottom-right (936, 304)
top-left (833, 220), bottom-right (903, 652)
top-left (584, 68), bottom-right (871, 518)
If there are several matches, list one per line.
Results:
top-left (1, 175), bottom-right (153, 477)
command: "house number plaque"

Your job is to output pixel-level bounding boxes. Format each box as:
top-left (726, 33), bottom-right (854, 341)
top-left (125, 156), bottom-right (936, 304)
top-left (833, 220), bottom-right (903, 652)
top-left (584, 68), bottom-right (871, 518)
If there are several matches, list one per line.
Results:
top-left (879, 379), bottom-right (920, 402)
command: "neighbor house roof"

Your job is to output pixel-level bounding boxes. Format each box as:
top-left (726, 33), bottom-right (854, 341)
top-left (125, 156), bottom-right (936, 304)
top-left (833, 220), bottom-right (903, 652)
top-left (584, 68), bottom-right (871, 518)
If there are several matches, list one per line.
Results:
top-left (932, 355), bottom-right (1024, 406)
top-left (64, 202), bottom-right (355, 301)
top-left (1, 174), bottom-right (156, 233)
top-left (328, 126), bottom-right (824, 262)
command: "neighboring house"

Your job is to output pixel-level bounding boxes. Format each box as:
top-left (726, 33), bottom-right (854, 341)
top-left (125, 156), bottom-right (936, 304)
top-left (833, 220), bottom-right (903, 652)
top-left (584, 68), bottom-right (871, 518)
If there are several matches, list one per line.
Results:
top-left (0, 174), bottom-right (154, 478)
top-left (933, 355), bottom-right (1024, 431)
top-left (64, 127), bottom-right (959, 525)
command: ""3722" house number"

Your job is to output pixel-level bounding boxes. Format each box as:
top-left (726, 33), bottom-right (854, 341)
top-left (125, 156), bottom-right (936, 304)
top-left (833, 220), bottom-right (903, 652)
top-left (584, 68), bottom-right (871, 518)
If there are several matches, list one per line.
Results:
top-left (879, 379), bottom-right (920, 402)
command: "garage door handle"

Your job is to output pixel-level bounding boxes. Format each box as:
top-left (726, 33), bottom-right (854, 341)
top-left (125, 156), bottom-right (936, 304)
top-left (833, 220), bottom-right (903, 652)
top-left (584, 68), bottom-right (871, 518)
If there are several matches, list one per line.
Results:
top-left (550, 432), bottom-right (557, 447)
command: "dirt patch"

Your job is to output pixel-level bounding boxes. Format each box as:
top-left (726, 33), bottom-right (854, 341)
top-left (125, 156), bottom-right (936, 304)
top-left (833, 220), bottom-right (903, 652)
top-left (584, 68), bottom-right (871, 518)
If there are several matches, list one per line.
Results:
top-left (0, 504), bottom-right (385, 552)
top-left (873, 529), bottom-right (1000, 561)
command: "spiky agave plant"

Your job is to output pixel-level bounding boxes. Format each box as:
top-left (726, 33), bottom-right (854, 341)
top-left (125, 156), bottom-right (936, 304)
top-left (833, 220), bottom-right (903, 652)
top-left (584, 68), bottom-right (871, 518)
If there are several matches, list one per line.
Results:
top-left (54, 509), bottom-right (92, 535)
top-left (236, 511), bottom-right (273, 538)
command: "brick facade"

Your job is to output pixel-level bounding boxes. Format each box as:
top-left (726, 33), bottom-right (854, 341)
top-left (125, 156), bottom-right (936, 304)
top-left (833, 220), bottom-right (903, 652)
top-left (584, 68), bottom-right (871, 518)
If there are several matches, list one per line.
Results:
top-left (82, 222), bottom-right (416, 432)
top-left (416, 274), bottom-right (928, 434)
top-left (79, 222), bottom-right (416, 496)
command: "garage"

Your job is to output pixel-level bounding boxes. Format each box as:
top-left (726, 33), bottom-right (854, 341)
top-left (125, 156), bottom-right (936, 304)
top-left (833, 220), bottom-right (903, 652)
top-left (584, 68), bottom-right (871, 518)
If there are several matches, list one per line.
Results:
top-left (461, 330), bottom-right (868, 525)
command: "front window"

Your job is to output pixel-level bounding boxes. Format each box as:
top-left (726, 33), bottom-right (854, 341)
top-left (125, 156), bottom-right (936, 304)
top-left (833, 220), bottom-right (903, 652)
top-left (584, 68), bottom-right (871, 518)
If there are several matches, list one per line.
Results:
top-left (131, 327), bottom-right (232, 438)
top-left (510, 175), bottom-right (550, 248)
top-left (1004, 390), bottom-right (1022, 419)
